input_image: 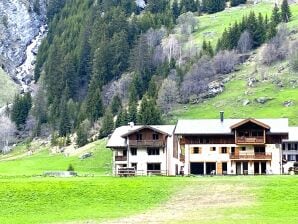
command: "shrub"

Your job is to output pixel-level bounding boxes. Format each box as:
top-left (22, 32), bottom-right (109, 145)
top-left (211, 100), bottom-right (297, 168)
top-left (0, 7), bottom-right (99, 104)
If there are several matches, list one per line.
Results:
top-left (67, 164), bottom-right (74, 171)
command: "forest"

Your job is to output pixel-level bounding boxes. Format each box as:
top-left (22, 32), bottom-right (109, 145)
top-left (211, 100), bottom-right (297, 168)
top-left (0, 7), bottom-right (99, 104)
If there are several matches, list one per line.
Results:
top-left (4, 0), bottom-right (294, 148)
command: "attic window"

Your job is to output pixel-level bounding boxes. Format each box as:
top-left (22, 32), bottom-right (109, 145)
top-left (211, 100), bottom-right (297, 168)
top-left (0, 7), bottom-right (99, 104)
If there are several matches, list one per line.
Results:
top-left (136, 133), bottom-right (142, 140)
top-left (153, 133), bottom-right (159, 140)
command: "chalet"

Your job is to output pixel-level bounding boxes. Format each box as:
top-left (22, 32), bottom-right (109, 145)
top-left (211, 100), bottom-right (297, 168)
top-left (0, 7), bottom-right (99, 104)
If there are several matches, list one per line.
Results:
top-left (107, 113), bottom-right (294, 176)
top-left (107, 124), bottom-right (179, 176)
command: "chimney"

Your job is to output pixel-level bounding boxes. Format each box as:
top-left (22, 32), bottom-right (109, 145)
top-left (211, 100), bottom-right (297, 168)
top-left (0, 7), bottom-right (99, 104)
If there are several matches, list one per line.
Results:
top-left (220, 111), bottom-right (224, 123)
top-left (129, 122), bottom-right (134, 128)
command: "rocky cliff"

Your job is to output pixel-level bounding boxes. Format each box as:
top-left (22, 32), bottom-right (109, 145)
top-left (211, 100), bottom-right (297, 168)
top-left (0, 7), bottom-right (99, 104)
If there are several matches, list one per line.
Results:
top-left (0, 0), bottom-right (47, 77)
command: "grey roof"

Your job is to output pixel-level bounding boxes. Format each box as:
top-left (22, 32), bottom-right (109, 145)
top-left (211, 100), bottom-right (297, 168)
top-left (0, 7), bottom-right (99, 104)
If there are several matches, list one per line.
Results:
top-left (283, 127), bottom-right (298, 141)
top-left (175, 118), bottom-right (289, 135)
top-left (107, 125), bottom-right (176, 148)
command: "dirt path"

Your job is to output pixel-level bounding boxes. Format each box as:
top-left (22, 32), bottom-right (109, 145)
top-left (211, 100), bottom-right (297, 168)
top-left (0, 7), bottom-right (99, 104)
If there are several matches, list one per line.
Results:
top-left (71, 179), bottom-right (256, 224)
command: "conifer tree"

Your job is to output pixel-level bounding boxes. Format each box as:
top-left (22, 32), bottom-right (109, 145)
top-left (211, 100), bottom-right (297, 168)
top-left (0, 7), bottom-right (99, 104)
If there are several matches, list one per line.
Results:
top-left (86, 85), bottom-right (104, 122)
top-left (111, 95), bottom-right (122, 115)
top-left (271, 4), bottom-right (281, 27)
top-left (76, 120), bottom-right (90, 147)
top-left (100, 110), bottom-right (114, 138)
top-left (137, 95), bottom-right (162, 125)
top-left (172, 0), bottom-right (180, 19)
top-left (11, 93), bottom-right (32, 129)
top-left (58, 96), bottom-right (71, 137)
top-left (281, 0), bottom-right (291, 22)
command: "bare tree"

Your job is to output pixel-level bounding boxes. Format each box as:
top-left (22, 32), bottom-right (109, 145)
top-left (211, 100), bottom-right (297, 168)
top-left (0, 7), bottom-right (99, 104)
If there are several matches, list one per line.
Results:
top-left (102, 73), bottom-right (133, 106)
top-left (177, 12), bottom-right (198, 36)
top-left (145, 27), bottom-right (167, 49)
top-left (289, 40), bottom-right (298, 71)
top-left (162, 34), bottom-right (180, 63)
top-left (237, 30), bottom-right (252, 54)
top-left (181, 56), bottom-right (215, 102)
top-left (213, 50), bottom-right (239, 74)
top-left (157, 75), bottom-right (180, 114)
top-left (0, 115), bottom-right (16, 154)
top-left (261, 24), bottom-right (289, 65)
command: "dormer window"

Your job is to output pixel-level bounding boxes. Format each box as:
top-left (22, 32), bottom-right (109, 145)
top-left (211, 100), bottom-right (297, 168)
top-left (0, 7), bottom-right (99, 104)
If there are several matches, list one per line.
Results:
top-left (153, 133), bottom-right (159, 140)
top-left (136, 133), bottom-right (142, 140)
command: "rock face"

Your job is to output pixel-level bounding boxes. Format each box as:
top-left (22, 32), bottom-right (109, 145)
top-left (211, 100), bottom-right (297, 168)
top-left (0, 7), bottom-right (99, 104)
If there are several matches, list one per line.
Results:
top-left (0, 0), bottom-right (47, 76)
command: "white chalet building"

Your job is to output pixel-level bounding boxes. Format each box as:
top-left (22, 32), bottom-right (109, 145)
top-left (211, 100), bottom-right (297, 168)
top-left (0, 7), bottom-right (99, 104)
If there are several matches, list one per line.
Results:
top-left (107, 114), bottom-right (294, 176)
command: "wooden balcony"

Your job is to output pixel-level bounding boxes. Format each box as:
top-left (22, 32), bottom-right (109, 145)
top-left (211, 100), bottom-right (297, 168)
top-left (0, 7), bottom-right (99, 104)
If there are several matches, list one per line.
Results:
top-left (180, 154), bottom-right (185, 162)
top-left (230, 153), bottom-right (272, 160)
top-left (129, 140), bottom-right (165, 147)
top-left (236, 136), bottom-right (265, 144)
top-left (115, 156), bottom-right (127, 161)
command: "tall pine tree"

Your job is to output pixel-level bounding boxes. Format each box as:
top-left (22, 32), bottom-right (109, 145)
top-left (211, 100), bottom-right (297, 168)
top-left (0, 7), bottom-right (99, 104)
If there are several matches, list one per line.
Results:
top-left (281, 0), bottom-right (291, 23)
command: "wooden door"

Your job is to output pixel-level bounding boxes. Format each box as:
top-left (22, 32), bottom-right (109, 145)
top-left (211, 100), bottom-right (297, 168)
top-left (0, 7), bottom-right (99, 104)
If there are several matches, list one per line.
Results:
top-left (217, 162), bottom-right (222, 175)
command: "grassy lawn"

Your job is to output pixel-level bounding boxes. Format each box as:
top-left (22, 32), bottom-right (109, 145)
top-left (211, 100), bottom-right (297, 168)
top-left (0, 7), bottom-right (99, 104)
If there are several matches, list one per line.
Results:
top-left (0, 176), bottom-right (296, 224)
top-left (0, 140), bottom-right (112, 176)
top-left (0, 68), bottom-right (18, 107)
top-left (0, 176), bottom-right (187, 224)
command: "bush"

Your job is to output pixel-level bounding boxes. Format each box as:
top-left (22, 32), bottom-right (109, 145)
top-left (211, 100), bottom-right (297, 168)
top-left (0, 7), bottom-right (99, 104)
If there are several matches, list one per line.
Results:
top-left (67, 164), bottom-right (74, 171)
top-left (213, 50), bottom-right (239, 74)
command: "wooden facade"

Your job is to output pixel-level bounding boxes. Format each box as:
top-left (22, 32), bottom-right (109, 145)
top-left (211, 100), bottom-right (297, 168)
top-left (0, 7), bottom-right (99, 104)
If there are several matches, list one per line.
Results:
top-left (126, 128), bottom-right (167, 147)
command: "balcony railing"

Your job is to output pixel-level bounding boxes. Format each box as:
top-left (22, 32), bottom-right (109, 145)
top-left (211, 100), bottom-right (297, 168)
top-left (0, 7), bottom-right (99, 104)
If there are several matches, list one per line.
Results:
top-left (115, 156), bottom-right (127, 161)
top-left (230, 152), bottom-right (272, 160)
top-left (180, 154), bottom-right (185, 162)
top-left (129, 140), bottom-right (165, 147)
top-left (236, 136), bottom-right (265, 144)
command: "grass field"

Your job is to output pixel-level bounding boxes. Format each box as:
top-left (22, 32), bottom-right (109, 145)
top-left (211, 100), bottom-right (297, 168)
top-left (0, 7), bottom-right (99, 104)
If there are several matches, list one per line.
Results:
top-left (194, 2), bottom-right (298, 46)
top-left (0, 176), bottom-right (297, 224)
top-left (0, 140), bottom-right (112, 176)
top-left (0, 68), bottom-right (18, 107)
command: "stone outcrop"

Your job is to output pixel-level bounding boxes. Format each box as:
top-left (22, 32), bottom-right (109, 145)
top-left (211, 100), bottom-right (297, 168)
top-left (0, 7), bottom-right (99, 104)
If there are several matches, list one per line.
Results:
top-left (0, 0), bottom-right (47, 76)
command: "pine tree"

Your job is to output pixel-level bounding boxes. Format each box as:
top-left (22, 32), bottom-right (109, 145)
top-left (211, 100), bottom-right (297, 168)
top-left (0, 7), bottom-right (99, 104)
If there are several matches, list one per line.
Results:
top-left (128, 101), bottom-right (138, 124)
top-left (271, 4), bottom-right (281, 27)
top-left (58, 96), bottom-right (71, 137)
top-left (86, 85), bottom-right (104, 122)
top-left (137, 96), bottom-right (162, 125)
top-left (255, 13), bottom-right (266, 47)
top-left (172, 0), bottom-right (180, 19)
top-left (76, 120), bottom-right (89, 147)
top-left (111, 95), bottom-right (122, 115)
top-left (281, 0), bottom-right (291, 22)
top-left (11, 93), bottom-right (32, 129)
top-left (100, 110), bottom-right (114, 138)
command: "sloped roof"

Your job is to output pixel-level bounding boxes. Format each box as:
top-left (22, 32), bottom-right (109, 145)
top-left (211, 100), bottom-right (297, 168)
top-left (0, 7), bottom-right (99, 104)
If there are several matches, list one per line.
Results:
top-left (121, 125), bottom-right (169, 137)
top-left (107, 125), bottom-right (175, 148)
top-left (230, 118), bottom-right (270, 130)
top-left (175, 118), bottom-right (289, 135)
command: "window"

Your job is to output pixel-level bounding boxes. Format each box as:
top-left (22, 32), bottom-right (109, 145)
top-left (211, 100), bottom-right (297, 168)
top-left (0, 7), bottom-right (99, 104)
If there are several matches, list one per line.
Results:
top-left (147, 163), bottom-right (161, 172)
top-left (152, 133), bottom-right (159, 140)
top-left (131, 163), bottom-right (137, 170)
top-left (282, 143), bottom-right (286, 151)
top-left (136, 133), bottom-right (142, 140)
top-left (147, 148), bottom-right (160, 155)
top-left (192, 147), bottom-right (200, 154)
top-left (231, 147), bottom-right (235, 153)
top-left (210, 147), bottom-right (216, 151)
top-left (288, 154), bottom-right (296, 161)
top-left (289, 143), bottom-right (298, 151)
top-left (221, 147), bottom-right (227, 153)
top-left (131, 148), bottom-right (137, 156)
top-left (241, 147), bottom-right (246, 151)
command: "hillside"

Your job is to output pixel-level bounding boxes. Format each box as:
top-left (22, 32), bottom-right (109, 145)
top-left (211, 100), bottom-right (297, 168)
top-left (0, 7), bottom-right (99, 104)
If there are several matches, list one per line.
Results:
top-left (0, 139), bottom-right (112, 176)
top-left (0, 68), bottom-right (18, 107)
top-left (169, 2), bottom-right (298, 125)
